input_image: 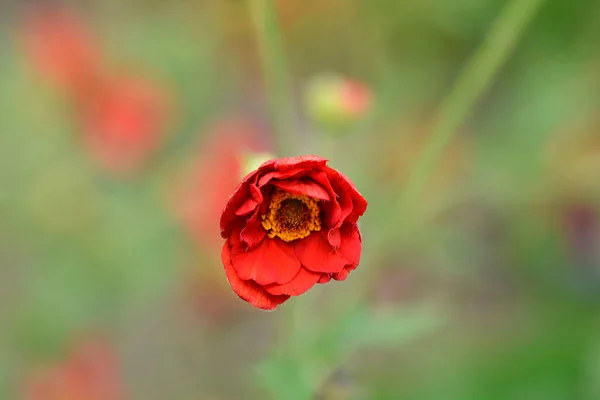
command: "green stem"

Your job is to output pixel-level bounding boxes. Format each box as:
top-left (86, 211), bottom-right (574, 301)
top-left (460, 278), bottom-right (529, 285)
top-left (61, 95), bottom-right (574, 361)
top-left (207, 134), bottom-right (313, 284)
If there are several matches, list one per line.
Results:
top-left (367, 0), bottom-right (547, 248)
top-left (400, 0), bottom-right (546, 211)
top-left (249, 0), bottom-right (297, 156)
top-left (355, 0), bottom-right (547, 296)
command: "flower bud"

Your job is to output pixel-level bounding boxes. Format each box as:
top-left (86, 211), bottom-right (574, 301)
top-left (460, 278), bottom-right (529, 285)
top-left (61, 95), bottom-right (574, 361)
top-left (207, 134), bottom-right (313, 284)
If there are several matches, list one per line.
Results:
top-left (304, 73), bottom-right (373, 131)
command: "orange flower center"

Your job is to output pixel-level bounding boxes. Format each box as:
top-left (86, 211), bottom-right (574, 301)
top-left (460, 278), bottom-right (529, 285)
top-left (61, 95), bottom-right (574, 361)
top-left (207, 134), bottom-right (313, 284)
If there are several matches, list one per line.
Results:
top-left (261, 189), bottom-right (321, 242)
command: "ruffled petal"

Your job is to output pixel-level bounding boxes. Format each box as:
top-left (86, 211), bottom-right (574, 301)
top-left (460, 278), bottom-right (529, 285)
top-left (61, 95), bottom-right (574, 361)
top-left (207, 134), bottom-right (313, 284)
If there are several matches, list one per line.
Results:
top-left (317, 274), bottom-right (331, 284)
top-left (271, 178), bottom-right (331, 200)
top-left (235, 197), bottom-right (259, 216)
top-left (309, 171), bottom-right (341, 229)
top-left (320, 226), bottom-right (361, 281)
top-left (260, 155), bottom-right (327, 172)
top-left (258, 170), bottom-right (309, 187)
top-left (230, 233), bottom-right (301, 285)
top-left (239, 209), bottom-right (267, 249)
top-left (327, 228), bottom-right (341, 249)
top-left (320, 168), bottom-right (361, 247)
top-left (264, 267), bottom-right (321, 296)
top-left (331, 264), bottom-right (357, 281)
top-left (330, 169), bottom-right (367, 224)
top-left (294, 231), bottom-right (347, 273)
top-left (235, 184), bottom-right (263, 216)
top-left (338, 224), bottom-right (362, 267)
top-left (326, 169), bottom-right (354, 223)
top-left (294, 224), bottom-right (362, 274)
top-left (220, 173), bottom-right (260, 238)
top-left (256, 156), bottom-right (328, 187)
top-left (222, 241), bottom-right (289, 310)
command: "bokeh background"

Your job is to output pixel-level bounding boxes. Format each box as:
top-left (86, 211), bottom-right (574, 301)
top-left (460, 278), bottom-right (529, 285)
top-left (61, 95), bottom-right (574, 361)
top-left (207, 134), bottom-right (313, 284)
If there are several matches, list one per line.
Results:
top-left (2, 0), bottom-right (600, 399)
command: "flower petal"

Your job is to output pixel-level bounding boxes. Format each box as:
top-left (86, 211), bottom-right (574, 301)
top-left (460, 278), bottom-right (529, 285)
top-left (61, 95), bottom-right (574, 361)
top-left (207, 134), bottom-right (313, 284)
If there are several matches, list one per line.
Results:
top-left (268, 155), bottom-right (328, 171)
top-left (294, 231), bottom-right (347, 273)
top-left (331, 264), bottom-right (357, 281)
top-left (240, 209), bottom-right (267, 249)
top-left (309, 171), bottom-right (341, 228)
top-left (326, 169), bottom-right (354, 223)
top-left (294, 224), bottom-right (362, 274)
top-left (258, 170), bottom-right (308, 187)
top-left (327, 228), bottom-right (341, 249)
top-left (338, 224), bottom-right (362, 267)
top-left (320, 169), bottom-right (360, 247)
top-left (264, 267), bottom-right (321, 296)
top-left (235, 198), bottom-right (258, 216)
top-left (220, 173), bottom-right (260, 238)
top-left (318, 274), bottom-right (331, 284)
top-left (330, 170), bottom-right (367, 224)
top-left (256, 155), bottom-right (328, 187)
top-left (271, 178), bottom-right (331, 200)
top-left (235, 184), bottom-right (263, 216)
top-left (222, 241), bottom-right (289, 310)
top-left (230, 234), bottom-right (301, 285)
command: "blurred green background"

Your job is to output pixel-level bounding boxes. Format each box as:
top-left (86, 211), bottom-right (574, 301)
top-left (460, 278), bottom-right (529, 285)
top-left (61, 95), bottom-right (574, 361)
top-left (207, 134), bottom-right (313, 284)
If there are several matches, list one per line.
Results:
top-left (2, 0), bottom-right (600, 399)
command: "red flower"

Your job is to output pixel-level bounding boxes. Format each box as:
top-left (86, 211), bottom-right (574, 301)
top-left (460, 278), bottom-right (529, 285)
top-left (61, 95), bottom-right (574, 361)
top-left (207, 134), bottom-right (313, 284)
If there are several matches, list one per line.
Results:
top-left (21, 339), bottom-right (124, 400)
top-left (220, 155), bottom-right (367, 310)
top-left (20, 5), bottom-right (103, 95)
top-left (80, 76), bottom-right (170, 175)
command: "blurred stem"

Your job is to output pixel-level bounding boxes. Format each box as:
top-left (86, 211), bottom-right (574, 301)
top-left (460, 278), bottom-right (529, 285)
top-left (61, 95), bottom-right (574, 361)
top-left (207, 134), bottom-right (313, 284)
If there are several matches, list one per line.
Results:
top-left (356, 0), bottom-right (547, 296)
top-left (399, 0), bottom-right (546, 215)
top-left (249, 0), bottom-right (297, 156)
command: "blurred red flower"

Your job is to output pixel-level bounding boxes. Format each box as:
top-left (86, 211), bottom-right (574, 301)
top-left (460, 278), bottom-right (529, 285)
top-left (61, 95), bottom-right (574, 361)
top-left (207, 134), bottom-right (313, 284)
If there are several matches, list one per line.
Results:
top-left (172, 119), bottom-right (271, 325)
top-left (176, 118), bottom-right (269, 251)
top-left (220, 155), bottom-right (367, 310)
top-left (21, 339), bottom-right (124, 400)
top-left (20, 5), bottom-right (103, 95)
top-left (80, 76), bottom-right (170, 175)
top-left (19, 5), bottom-right (171, 177)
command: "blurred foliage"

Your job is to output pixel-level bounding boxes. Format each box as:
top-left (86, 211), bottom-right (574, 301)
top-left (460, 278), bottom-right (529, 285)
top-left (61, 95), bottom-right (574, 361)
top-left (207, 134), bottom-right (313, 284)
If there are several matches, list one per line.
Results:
top-left (1, 0), bottom-right (600, 399)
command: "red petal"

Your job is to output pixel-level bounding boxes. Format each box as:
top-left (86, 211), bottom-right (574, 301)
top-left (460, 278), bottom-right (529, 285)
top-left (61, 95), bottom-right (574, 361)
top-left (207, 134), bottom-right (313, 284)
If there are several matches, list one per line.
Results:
top-left (294, 224), bottom-right (362, 273)
top-left (264, 267), bottom-right (321, 296)
top-left (271, 178), bottom-right (331, 200)
top-left (258, 169), bottom-right (308, 187)
top-left (338, 224), bottom-right (362, 266)
top-left (318, 274), bottom-right (331, 284)
top-left (235, 198), bottom-right (259, 216)
top-left (325, 168), bottom-right (355, 226)
top-left (230, 234), bottom-right (301, 285)
top-left (257, 156), bottom-right (328, 187)
top-left (235, 184), bottom-right (263, 216)
top-left (259, 155), bottom-right (327, 172)
top-left (220, 174), bottom-right (259, 238)
top-left (222, 241), bottom-right (289, 310)
top-left (240, 210), bottom-right (267, 249)
top-left (309, 171), bottom-right (341, 228)
top-left (249, 183), bottom-right (263, 201)
top-left (294, 231), bottom-right (347, 273)
top-left (329, 169), bottom-right (367, 224)
top-left (327, 228), bottom-right (341, 248)
top-left (332, 264), bottom-right (357, 281)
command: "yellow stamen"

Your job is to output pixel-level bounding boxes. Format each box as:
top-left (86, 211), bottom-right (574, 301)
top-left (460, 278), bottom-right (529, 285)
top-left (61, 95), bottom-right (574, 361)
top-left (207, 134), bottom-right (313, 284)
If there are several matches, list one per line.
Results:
top-left (261, 219), bottom-right (272, 230)
top-left (262, 189), bottom-right (321, 242)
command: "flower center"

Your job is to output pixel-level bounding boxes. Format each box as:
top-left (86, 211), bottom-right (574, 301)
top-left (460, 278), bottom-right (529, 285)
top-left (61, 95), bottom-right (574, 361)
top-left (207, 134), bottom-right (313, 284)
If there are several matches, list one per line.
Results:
top-left (261, 189), bottom-right (321, 242)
